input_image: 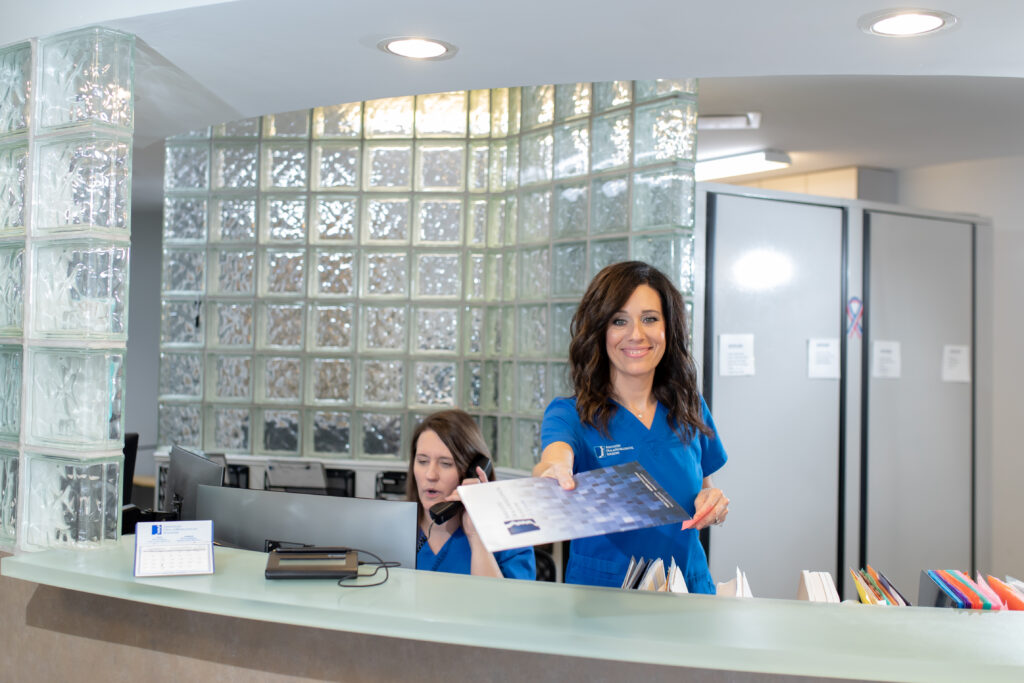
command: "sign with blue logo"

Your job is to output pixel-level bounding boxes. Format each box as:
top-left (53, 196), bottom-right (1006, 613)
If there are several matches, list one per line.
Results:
top-left (134, 519), bottom-right (214, 578)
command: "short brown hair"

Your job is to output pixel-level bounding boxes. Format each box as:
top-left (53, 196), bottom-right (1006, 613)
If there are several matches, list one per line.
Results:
top-left (569, 261), bottom-right (711, 440)
top-left (405, 409), bottom-right (495, 511)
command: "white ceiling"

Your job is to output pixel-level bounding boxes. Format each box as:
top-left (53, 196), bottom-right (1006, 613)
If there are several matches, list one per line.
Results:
top-left (6, 0), bottom-right (1024, 210)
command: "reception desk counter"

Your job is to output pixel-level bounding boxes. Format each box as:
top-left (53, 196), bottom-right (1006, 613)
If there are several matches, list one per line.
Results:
top-left (3, 537), bottom-right (1023, 682)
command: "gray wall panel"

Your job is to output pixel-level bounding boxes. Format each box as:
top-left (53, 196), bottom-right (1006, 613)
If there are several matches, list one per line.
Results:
top-left (127, 208), bottom-right (162, 476)
top-left (865, 211), bottom-right (974, 599)
top-left (707, 193), bottom-right (844, 599)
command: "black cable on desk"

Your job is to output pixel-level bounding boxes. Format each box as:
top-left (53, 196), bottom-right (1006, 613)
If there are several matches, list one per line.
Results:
top-left (336, 547), bottom-right (401, 588)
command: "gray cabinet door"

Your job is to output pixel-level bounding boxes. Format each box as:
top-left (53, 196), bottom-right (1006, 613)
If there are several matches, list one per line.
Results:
top-left (706, 193), bottom-right (845, 599)
top-left (863, 211), bottom-right (974, 600)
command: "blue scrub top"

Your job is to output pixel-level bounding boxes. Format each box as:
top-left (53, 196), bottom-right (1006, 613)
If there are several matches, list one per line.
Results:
top-left (541, 396), bottom-right (727, 593)
top-left (417, 526), bottom-right (536, 580)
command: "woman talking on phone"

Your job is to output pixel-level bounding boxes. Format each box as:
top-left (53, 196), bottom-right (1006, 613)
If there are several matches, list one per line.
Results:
top-left (534, 261), bottom-right (729, 593)
top-left (408, 409), bottom-right (535, 579)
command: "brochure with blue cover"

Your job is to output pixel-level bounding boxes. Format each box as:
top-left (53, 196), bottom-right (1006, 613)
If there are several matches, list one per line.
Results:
top-left (457, 462), bottom-right (689, 553)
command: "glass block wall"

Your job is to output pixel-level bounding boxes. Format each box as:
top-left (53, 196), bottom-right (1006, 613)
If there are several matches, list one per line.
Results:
top-left (160, 79), bottom-right (697, 471)
top-left (0, 27), bottom-right (134, 551)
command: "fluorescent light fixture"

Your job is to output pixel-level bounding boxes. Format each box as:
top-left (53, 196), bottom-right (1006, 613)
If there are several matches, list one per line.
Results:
top-left (697, 112), bottom-right (762, 131)
top-left (694, 150), bottom-right (791, 181)
top-left (378, 37), bottom-right (457, 60)
top-left (859, 9), bottom-right (957, 37)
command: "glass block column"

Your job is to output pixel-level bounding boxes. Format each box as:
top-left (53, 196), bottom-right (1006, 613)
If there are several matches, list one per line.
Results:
top-left (0, 39), bottom-right (32, 548)
top-left (161, 79), bottom-right (697, 473)
top-left (0, 27), bottom-right (134, 551)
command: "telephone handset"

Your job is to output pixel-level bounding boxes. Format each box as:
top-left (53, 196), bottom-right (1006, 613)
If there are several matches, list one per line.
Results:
top-left (428, 454), bottom-right (493, 525)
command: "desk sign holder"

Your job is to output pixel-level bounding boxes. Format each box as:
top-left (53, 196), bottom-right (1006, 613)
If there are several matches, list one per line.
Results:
top-left (134, 520), bottom-right (215, 577)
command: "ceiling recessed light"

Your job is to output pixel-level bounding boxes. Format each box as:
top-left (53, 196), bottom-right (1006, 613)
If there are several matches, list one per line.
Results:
top-left (378, 37), bottom-right (457, 60)
top-left (859, 9), bottom-right (957, 37)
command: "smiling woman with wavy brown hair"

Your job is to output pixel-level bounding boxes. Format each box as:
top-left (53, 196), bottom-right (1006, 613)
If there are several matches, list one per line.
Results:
top-left (535, 260), bottom-right (730, 593)
top-left (568, 260), bottom-right (711, 441)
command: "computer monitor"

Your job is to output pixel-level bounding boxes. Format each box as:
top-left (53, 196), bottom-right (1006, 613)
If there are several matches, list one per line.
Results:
top-left (204, 453), bottom-right (228, 484)
top-left (196, 485), bottom-right (417, 568)
top-left (166, 445), bottom-right (225, 521)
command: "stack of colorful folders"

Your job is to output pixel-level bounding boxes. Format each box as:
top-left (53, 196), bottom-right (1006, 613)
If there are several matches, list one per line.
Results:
top-left (849, 566), bottom-right (910, 605)
top-left (920, 570), bottom-right (1024, 610)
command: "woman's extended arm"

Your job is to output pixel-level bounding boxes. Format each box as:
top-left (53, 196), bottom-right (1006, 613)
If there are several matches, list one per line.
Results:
top-left (533, 441), bottom-right (576, 490)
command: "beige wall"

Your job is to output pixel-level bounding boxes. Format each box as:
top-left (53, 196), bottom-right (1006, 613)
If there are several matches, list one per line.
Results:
top-left (738, 167), bottom-right (898, 203)
top-left (900, 156), bottom-right (1024, 579)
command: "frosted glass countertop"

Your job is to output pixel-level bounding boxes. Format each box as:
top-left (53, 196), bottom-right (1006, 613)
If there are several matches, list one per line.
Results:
top-left (4, 537), bottom-right (1024, 682)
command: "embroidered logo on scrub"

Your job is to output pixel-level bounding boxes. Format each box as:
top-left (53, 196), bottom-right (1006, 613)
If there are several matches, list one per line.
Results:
top-left (593, 444), bottom-right (635, 459)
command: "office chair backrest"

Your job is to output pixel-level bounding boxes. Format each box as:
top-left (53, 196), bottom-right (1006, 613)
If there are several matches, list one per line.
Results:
top-left (265, 460), bottom-right (328, 495)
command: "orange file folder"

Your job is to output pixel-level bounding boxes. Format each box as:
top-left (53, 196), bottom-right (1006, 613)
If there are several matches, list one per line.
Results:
top-left (986, 576), bottom-right (1024, 611)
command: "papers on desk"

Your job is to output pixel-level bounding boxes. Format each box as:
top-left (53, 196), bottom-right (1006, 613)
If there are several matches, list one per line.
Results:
top-left (134, 520), bottom-right (215, 577)
top-left (621, 556), bottom-right (689, 593)
top-left (616, 561), bottom-right (1024, 609)
top-left (618, 557), bottom-right (692, 593)
top-left (797, 570), bottom-right (839, 603)
top-left (622, 562), bottom-right (755, 597)
top-left (667, 560), bottom-right (688, 594)
top-left (458, 462), bottom-right (689, 553)
top-left (1005, 575), bottom-right (1024, 595)
top-left (717, 566), bottom-right (753, 598)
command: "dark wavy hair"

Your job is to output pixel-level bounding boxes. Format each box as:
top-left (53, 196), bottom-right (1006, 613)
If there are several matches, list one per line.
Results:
top-left (569, 261), bottom-right (711, 440)
top-left (405, 409), bottom-right (495, 512)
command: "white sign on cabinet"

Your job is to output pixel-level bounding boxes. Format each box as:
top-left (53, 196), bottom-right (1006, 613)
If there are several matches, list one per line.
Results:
top-left (872, 340), bottom-right (901, 379)
top-left (941, 345), bottom-right (971, 383)
top-left (807, 338), bottom-right (840, 379)
top-left (719, 334), bottom-right (755, 376)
